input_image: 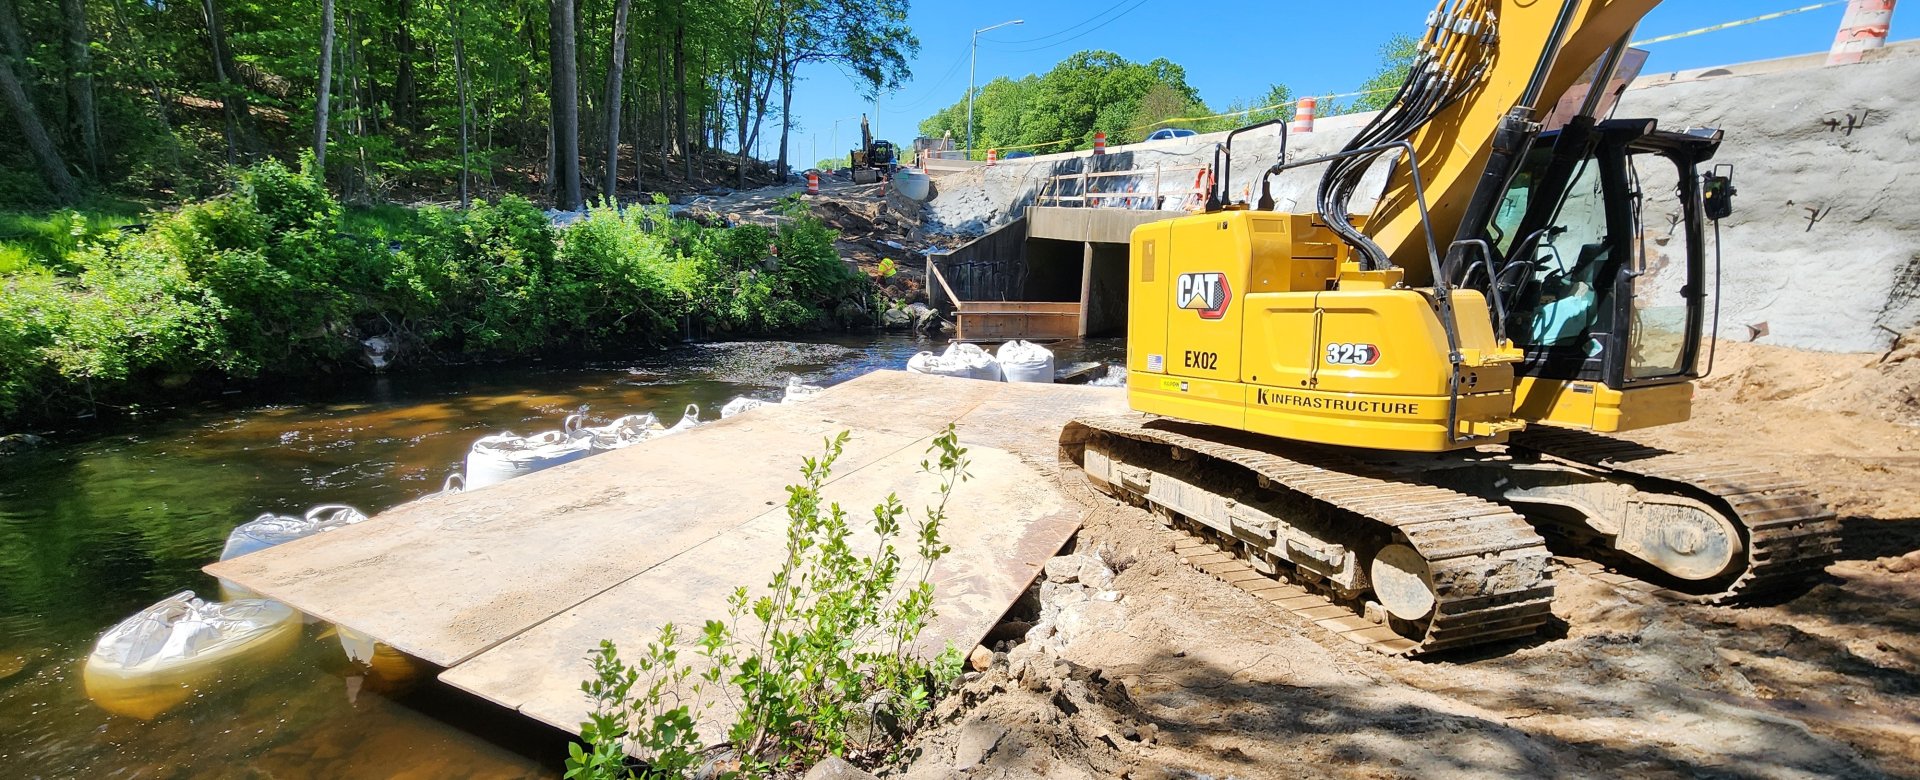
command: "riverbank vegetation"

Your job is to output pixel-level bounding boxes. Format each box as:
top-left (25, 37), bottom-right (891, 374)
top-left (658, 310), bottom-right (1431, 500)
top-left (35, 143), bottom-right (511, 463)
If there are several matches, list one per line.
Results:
top-left (0, 159), bottom-right (869, 426)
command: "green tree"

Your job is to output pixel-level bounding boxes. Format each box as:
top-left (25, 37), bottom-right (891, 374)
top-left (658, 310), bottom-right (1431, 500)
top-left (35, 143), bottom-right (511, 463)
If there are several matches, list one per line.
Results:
top-left (917, 50), bottom-right (1203, 156)
top-left (1329, 33), bottom-right (1416, 116)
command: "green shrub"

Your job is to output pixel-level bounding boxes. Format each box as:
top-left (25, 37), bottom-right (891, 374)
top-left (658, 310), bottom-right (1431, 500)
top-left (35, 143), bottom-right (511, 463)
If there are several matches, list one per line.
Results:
top-left (146, 159), bottom-right (357, 374)
top-left (44, 239), bottom-right (220, 385)
top-left (0, 271), bottom-right (65, 417)
top-left (550, 203), bottom-right (681, 348)
top-left (392, 195), bottom-right (556, 354)
top-left (0, 163), bottom-right (874, 427)
top-left (568, 428), bottom-right (969, 779)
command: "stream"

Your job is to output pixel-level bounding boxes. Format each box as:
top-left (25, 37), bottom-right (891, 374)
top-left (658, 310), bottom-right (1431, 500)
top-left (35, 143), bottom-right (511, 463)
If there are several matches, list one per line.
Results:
top-left (0, 334), bottom-right (1123, 778)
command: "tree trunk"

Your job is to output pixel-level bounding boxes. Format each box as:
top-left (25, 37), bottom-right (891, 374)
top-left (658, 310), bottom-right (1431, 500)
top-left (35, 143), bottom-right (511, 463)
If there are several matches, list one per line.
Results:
top-left (313, 0), bottom-right (334, 171)
top-left (0, 54), bottom-right (78, 201)
top-left (60, 0), bottom-right (99, 176)
top-left (549, 0), bottom-right (582, 210)
top-left (601, 0), bottom-right (631, 201)
top-left (776, 67), bottom-right (793, 179)
top-left (628, 75), bottom-right (643, 193)
top-left (673, 3), bottom-right (689, 183)
top-left (655, 38), bottom-right (669, 175)
top-left (745, 17), bottom-right (778, 168)
top-left (394, 0), bottom-right (415, 130)
top-left (452, 2), bottom-right (470, 206)
top-left (0, 0), bottom-right (29, 77)
top-left (734, 58), bottom-right (750, 188)
top-left (200, 0), bottom-right (253, 162)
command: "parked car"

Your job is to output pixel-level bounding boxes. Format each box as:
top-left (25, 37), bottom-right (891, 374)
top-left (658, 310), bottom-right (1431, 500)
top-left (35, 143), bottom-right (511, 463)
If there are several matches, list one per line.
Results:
top-left (1146, 127), bottom-right (1198, 141)
top-left (1004, 150), bottom-right (1034, 159)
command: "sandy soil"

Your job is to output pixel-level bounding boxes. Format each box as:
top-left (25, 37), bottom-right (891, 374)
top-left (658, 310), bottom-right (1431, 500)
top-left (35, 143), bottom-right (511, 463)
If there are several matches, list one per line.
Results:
top-left (889, 336), bottom-right (1920, 780)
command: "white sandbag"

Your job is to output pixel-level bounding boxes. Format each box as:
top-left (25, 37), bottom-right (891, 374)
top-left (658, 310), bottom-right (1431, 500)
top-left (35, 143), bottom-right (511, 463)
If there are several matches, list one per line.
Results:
top-left (219, 504), bottom-right (368, 562)
top-left (782, 377), bottom-right (825, 403)
top-left (83, 591), bottom-right (301, 719)
top-left (996, 340), bottom-right (1056, 383)
top-left (905, 343), bottom-right (1002, 381)
top-left (578, 413), bottom-right (666, 452)
top-left (464, 428), bottom-right (593, 490)
top-left (905, 350), bottom-right (945, 375)
top-left (218, 504), bottom-right (369, 600)
top-left (721, 396), bottom-right (769, 418)
top-left (662, 404), bottom-right (702, 435)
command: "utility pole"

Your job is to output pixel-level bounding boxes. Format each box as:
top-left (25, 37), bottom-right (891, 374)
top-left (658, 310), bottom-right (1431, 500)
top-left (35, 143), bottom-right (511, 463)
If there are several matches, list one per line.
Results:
top-left (968, 18), bottom-right (1023, 160)
top-left (830, 114), bottom-right (857, 170)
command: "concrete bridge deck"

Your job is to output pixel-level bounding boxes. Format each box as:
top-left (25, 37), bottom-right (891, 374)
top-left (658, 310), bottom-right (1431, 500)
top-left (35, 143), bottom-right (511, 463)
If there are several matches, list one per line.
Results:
top-left (204, 371), bottom-right (1125, 739)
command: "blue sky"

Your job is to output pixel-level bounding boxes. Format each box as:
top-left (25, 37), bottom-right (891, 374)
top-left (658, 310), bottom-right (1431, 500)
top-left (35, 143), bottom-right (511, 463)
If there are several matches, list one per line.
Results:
top-left (773, 0), bottom-right (1909, 164)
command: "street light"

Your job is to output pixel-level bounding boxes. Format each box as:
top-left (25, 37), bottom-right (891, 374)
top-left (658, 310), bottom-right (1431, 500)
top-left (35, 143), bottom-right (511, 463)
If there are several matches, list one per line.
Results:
top-left (969, 19), bottom-right (1023, 160)
top-left (829, 115), bottom-right (860, 171)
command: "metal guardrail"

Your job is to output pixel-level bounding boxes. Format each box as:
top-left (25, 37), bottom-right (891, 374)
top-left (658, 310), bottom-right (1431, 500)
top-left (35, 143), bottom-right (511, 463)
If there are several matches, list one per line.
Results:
top-left (1035, 163), bottom-right (1211, 211)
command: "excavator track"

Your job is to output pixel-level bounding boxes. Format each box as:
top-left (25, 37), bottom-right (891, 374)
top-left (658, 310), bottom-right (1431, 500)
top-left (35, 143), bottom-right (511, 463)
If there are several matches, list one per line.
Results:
top-left (1063, 415), bottom-right (1555, 657)
top-left (1504, 428), bottom-right (1842, 604)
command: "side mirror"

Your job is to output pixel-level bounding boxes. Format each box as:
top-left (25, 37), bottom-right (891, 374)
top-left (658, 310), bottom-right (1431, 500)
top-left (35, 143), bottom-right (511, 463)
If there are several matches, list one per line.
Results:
top-left (1703, 164), bottom-right (1736, 221)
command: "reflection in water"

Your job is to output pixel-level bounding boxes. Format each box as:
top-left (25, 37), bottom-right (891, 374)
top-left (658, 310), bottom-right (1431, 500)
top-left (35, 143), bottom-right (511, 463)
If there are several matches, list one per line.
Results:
top-left (0, 334), bottom-right (1121, 777)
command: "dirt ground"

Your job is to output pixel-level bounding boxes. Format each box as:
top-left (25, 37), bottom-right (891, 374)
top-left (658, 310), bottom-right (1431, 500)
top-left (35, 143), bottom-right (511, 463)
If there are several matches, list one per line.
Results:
top-left (695, 172), bottom-right (964, 304)
top-left (890, 334), bottom-right (1920, 780)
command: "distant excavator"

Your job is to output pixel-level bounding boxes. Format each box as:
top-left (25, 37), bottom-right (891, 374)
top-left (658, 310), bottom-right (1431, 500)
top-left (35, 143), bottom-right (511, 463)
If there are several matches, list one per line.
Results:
top-left (1062, 0), bottom-right (1839, 656)
top-left (848, 114), bottom-right (898, 185)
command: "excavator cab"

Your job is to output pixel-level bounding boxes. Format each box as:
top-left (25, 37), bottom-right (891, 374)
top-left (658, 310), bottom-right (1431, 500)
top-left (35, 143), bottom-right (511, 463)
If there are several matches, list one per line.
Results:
top-left (1468, 119), bottom-right (1728, 432)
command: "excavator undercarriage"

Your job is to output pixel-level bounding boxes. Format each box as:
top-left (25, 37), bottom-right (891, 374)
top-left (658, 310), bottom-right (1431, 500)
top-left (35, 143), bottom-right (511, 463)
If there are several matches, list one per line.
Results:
top-left (1062, 417), bottom-right (1841, 656)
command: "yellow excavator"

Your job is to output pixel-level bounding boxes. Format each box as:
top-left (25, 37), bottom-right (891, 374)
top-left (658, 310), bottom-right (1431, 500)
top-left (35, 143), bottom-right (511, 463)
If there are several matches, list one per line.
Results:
top-left (1062, 0), bottom-right (1839, 655)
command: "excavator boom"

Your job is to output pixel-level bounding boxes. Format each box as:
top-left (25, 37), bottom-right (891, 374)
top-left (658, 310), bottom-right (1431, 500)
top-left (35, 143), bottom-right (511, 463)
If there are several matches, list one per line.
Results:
top-left (1362, 0), bottom-right (1660, 280)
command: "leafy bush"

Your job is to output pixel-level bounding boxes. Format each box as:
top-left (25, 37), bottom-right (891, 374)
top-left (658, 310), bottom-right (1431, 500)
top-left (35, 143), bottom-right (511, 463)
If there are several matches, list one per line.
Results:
top-left (568, 428), bottom-right (970, 779)
top-left (549, 202), bottom-right (680, 348)
top-left (44, 239), bottom-right (221, 386)
top-left (146, 158), bottom-right (368, 374)
top-left (0, 163), bottom-right (872, 427)
top-left (0, 271), bottom-right (65, 417)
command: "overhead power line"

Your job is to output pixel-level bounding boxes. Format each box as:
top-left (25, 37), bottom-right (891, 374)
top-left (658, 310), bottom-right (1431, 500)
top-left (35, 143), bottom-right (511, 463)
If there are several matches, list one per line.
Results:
top-left (981, 0), bottom-right (1156, 53)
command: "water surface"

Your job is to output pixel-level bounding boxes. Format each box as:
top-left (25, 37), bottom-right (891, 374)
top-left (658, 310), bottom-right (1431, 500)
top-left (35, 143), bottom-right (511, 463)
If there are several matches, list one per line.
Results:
top-left (0, 334), bottom-right (1121, 777)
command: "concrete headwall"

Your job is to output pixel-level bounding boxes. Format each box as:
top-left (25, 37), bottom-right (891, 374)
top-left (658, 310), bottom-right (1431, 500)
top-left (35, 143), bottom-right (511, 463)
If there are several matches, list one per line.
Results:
top-left (922, 42), bottom-right (1920, 353)
top-left (1615, 43), bottom-right (1920, 353)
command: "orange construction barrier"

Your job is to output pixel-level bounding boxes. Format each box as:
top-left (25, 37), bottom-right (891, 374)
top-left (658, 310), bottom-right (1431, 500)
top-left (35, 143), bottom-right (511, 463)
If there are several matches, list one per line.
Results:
top-left (1829, 0), bottom-right (1896, 65)
top-left (806, 170), bottom-right (819, 195)
top-left (1093, 131), bottom-right (1107, 155)
top-left (1292, 96), bottom-right (1317, 134)
top-left (987, 149), bottom-right (998, 166)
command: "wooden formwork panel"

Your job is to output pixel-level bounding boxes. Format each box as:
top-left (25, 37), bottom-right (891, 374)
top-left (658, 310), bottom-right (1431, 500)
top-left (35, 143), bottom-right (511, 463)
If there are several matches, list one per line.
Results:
top-left (956, 301), bottom-right (1083, 341)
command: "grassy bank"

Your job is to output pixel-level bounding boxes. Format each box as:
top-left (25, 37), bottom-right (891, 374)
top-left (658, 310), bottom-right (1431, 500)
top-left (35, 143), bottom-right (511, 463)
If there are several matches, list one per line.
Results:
top-left (0, 160), bottom-right (872, 427)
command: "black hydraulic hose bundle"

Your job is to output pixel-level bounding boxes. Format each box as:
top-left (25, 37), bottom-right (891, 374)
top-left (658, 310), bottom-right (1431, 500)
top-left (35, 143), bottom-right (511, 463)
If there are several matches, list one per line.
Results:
top-left (1317, 0), bottom-right (1496, 271)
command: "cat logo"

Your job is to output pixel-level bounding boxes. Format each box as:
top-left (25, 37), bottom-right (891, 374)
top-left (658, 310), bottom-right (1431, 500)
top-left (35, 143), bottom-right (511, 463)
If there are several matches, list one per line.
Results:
top-left (1176, 272), bottom-right (1232, 320)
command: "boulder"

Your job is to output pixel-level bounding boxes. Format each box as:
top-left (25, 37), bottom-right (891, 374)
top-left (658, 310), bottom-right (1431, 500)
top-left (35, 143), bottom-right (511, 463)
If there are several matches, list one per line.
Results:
top-left (804, 756), bottom-right (877, 780)
top-left (0, 434), bottom-right (46, 455)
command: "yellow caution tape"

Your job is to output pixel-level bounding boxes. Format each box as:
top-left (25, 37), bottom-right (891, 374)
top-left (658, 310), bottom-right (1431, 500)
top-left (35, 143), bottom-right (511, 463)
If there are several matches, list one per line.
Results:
top-left (1630, 2), bottom-right (1844, 47)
